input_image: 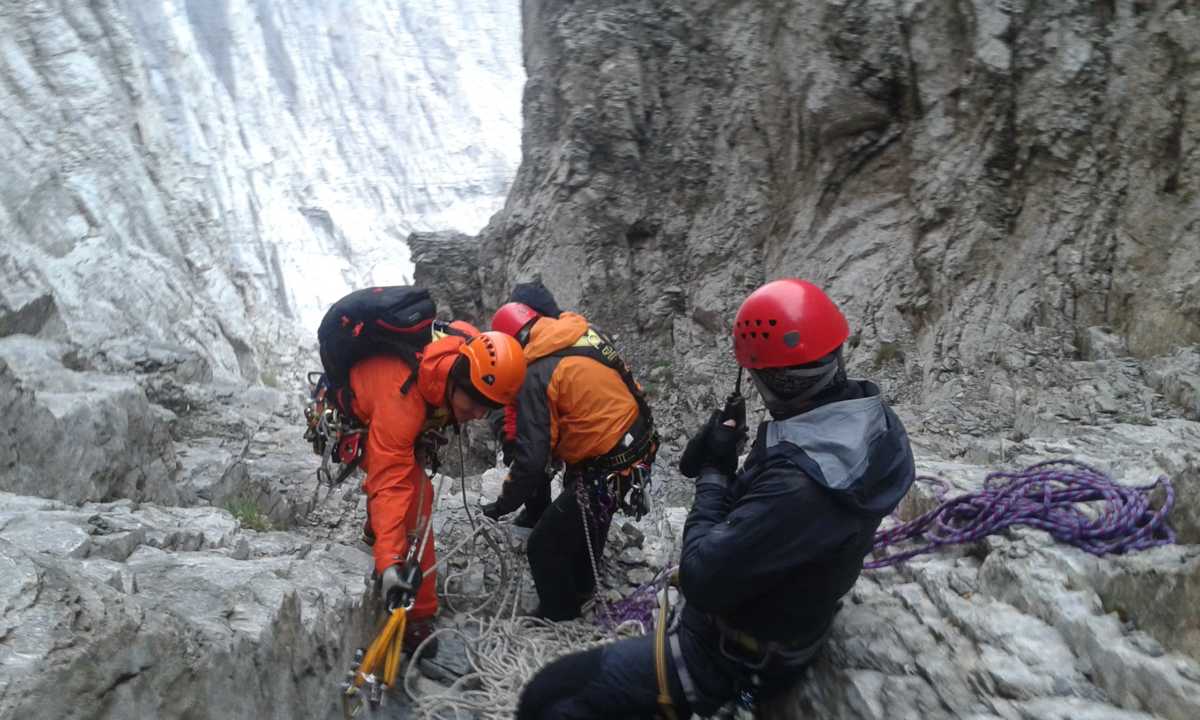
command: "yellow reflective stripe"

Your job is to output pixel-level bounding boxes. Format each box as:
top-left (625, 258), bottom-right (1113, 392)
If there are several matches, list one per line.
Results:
top-left (572, 328), bottom-right (619, 363)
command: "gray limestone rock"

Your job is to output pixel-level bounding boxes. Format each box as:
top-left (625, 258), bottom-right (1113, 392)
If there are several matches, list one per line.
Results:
top-left (0, 492), bottom-right (374, 720)
top-left (0, 338), bottom-right (180, 505)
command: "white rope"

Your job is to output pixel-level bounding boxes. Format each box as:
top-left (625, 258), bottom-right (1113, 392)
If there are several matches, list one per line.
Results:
top-left (320, 455), bottom-right (674, 718)
top-left (397, 487), bottom-right (674, 719)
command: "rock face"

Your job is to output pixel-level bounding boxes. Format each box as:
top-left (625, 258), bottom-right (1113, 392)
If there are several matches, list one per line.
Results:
top-left (0, 491), bottom-right (373, 720)
top-left (0, 338), bottom-right (179, 505)
top-left (0, 0), bottom-right (522, 379)
top-left (407, 1), bottom-right (1200, 718)
top-left (782, 536), bottom-right (1200, 720)
top-left (471, 0), bottom-right (1198, 420)
top-left (410, 230), bottom-right (487, 329)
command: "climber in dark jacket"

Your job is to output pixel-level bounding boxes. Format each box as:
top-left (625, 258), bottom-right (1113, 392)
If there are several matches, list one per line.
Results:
top-left (516, 278), bottom-right (915, 719)
top-left (487, 279), bottom-right (564, 519)
top-left (483, 302), bottom-right (656, 621)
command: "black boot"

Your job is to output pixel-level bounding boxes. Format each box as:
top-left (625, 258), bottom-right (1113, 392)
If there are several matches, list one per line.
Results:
top-left (404, 616), bottom-right (439, 658)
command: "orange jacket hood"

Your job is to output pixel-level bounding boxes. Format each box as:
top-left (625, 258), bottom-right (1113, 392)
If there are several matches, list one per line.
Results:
top-left (416, 320), bottom-right (481, 406)
top-left (524, 312), bottom-right (589, 362)
top-left (416, 336), bottom-right (462, 407)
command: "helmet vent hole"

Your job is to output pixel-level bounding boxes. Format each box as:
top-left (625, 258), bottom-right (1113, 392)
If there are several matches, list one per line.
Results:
top-left (762, 332), bottom-right (769, 339)
top-left (750, 331), bottom-right (757, 338)
top-left (755, 319), bottom-right (762, 326)
top-left (768, 319), bottom-right (777, 326)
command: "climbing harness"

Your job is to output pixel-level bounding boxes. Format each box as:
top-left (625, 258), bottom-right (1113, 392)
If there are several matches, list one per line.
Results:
top-left (867, 459), bottom-right (1176, 568)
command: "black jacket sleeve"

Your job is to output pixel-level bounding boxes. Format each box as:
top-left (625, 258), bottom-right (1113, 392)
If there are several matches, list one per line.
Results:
top-left (501, 358), bottom-right (559, 507)
top-left (678, 464), bottom-right (858, 614)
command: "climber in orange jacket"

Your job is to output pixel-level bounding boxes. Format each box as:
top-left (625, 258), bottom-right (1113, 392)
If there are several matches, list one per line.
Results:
top-left (352, 326), bottom-right (525, 650)
top-left (483, 304), bottom-right (657, 621)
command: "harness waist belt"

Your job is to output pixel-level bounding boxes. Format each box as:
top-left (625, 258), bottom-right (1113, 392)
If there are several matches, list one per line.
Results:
top-left (571, 414), bottom-right (657, 475)
top-left (714, 616), bottom-right (834, 660)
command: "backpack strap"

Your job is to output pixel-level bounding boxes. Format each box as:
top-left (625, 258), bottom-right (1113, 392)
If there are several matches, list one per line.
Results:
top-left (550, 326), bottom-right (654, 426)
top-left (551, 326), bottom-right (658, 477)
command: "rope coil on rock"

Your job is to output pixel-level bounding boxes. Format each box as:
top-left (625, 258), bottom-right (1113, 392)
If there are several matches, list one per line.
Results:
top-left (866, 459), bottom-right (1176, 569)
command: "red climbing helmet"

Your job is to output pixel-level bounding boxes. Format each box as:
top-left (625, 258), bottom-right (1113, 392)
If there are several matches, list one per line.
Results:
top-left (490, 302), bottom-right (541, 339)
top-left (733, 279), bottom-right (849, 369)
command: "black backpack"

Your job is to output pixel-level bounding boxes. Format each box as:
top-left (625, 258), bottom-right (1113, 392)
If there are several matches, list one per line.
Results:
top-left (306, 286), bottom-right (464, 485)
top-left (316, 285), bottom-right (439, 416)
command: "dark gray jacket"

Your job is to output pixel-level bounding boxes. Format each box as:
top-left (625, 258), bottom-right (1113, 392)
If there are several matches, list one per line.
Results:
top-left (679, 380), bottom-right (915, 646)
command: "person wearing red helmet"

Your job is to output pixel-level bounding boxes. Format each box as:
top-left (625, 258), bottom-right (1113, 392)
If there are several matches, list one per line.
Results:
top-left (483, 294), bottom-right (658, 622)
top-left (517, 279), bottom-right (915, 720)
top-left (353, 327), bottom-right (525, 654)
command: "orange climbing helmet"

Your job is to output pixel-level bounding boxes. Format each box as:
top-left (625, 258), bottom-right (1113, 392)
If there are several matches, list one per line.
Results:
top-left (456, 331), bottom-right (527, 407)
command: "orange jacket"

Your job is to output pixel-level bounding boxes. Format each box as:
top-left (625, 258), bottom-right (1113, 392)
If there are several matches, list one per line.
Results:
top-left (504, 313), bottom-right (640, 503)
top-left (350, 323), bottom-right (475, 576)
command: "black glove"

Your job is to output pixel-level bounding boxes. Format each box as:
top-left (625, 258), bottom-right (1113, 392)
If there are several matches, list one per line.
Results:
top-left (481, 484), bottom-right (522, 521)
top-left (381, 560), bottom-right (422, 610)
top-left (481, 501), bottom-right (506, 521)
top-left (720, 391), bottom-right (746, 436)
top-left (679, 410), bottom-right (745, 479)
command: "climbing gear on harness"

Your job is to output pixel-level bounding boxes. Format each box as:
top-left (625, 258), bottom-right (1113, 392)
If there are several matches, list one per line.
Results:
top-left (454, 331), bottom-right (527, 408)
top-left (571, 412), bottom-right (659, 521)
top-left (622, 462), bottom-right (653, 520)
top-left (490, 301), bottom-right (542, 338)
top-left (305, 372), bottom-right (367, 486)
top-left (733, 279), bottom-right (849, 369)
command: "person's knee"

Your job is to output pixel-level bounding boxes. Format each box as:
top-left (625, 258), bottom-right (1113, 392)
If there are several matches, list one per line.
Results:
top-left (519, 647), bottom-right (604, 719)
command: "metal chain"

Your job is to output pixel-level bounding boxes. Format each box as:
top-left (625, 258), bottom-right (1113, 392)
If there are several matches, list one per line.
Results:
top-left (576, 477), bottom-right (610, 623)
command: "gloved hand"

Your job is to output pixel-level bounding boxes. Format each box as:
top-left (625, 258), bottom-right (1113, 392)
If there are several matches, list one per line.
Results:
top-left (678, 410), bottom-right (745, 479)
top-left (481, 488), bottom-right (521, 521)
top-left (500, 440), bottom-right (516, 467)
top-left (381, 561), bottom-right (422, 610)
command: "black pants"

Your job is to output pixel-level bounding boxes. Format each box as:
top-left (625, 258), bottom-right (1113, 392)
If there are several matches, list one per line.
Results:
top-left (527, 482), bottom-right (613, 621)
top-left (518, 607), bottom-right (819, 720)
top-left (517, 634), bottom-right (687, 720)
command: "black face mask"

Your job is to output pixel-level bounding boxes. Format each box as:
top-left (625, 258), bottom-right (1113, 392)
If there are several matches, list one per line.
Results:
top-left (750, 348), bottom-right (845, 417)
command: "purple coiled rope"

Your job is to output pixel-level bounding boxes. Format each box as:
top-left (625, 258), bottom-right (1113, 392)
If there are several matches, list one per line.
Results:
top-left (601, 459), bottom-right (1176, 631)
top-left (866, 459), bottom-right (1176, 569)
top-left (600, 567), bottom-right (674, 633)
